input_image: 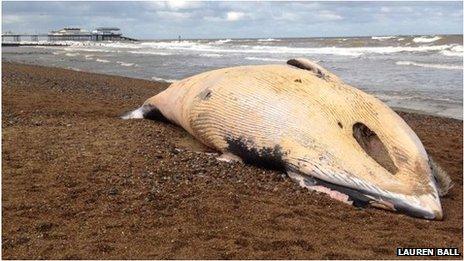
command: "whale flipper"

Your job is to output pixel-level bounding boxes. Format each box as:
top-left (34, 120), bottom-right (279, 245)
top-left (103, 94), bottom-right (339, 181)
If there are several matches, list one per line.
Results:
top-left (122, 104), bottom-right (169, 122)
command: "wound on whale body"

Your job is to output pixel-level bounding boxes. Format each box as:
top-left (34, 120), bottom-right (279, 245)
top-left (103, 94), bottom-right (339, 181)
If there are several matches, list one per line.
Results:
top-left (352, 122), bottom-right (398, 174)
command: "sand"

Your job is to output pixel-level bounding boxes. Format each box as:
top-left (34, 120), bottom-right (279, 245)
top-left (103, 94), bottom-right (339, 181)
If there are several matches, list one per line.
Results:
top-left (2, 62), bottom-right (462, 259)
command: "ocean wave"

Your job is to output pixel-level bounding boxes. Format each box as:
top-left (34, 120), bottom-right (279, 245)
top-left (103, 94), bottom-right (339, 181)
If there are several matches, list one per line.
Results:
top-left (375, 93), bottom-right (462, 104)
top-left (116, 61), bottom-right (136, 67)
top-left (95, 58), bottom-right (110, 63)
top-left (412, 36), bottom-right (441, 43)
top-left (70, 41), bottom-right (141, 49)
top-left (257, 38), bottom-right (281, 42)
top-left (84, 54), bottom-right (94, 60)
top-left (128, 50), bottom-right (172, 56)
top-left (64, 46), bottom-right (116, 53)
top-left (64, 52), bottom-right (79, 57)
top-left (212, 39), bottom-right (232, 44)
top-left (440, 45), bottom-right (463, 57)
top-left (245, 57), bottom-right (287, 62)
top-left (133, 40), bottom-right (459, 57)
top-left (140, 41), bottom-right (199, 48)
top-left (67, 67), bottom-right (81, 72)
top-left (395, 61), bottom-right (462, 70)
top-left (199, 53), bottom-right (223, 57)
top-left (39, 39), bottom-right (462, 58)
top-left (249, 44), bottom-right (457, 56)
top-left (151, 76), bottom-right (177, 83)
top-left (371, 36), bottom-right (396, 40)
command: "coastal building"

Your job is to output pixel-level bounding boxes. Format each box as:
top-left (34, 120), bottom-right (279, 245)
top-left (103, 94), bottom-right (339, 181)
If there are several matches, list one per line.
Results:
top-left (91, 27), bottom-right (123, 41)
top-left (50, 27), bottom-right (88, 35)
top-left (48, 27), bottom-right (91, 41)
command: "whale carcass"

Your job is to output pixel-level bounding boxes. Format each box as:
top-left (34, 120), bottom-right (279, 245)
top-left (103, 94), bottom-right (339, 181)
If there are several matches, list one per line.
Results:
top-left (123, 58), bottom-right (451, 220)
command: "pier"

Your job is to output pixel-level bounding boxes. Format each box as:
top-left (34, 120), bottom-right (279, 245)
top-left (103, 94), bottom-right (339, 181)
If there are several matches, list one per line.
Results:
top-left (2, 27), bottom-right (137, 46)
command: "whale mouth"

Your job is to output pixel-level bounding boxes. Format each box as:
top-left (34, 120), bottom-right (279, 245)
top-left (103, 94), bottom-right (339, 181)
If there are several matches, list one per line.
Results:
top-left (290, 173), bottom-right (441, 220)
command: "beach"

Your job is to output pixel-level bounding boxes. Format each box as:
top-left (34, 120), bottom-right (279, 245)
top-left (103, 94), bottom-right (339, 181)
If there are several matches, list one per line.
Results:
top-left (2, 62), bottom-right (462, 259)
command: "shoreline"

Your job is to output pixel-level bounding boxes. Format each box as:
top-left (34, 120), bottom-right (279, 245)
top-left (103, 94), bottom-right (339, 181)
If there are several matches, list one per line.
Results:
top-left (2, 62), bottom-right (462, 259)
top-left (3, 60), bottom-right (462, 121)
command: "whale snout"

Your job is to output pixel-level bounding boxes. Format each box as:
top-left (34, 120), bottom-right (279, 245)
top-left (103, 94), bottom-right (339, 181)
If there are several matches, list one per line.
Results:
top-left (387, 193), bottom-right (443, 220)
top-left (294, 172), bottom-right (443, 220)
top-left (355, 186), bottom-right (443, 220)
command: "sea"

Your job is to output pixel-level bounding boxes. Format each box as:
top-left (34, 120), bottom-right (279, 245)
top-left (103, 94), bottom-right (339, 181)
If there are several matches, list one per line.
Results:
top-left (2, 34), bottom-right (463, 119)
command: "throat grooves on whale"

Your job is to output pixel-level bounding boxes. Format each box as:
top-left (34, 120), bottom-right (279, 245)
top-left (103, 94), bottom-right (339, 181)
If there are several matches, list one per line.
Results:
top-left (180, 65), bottom-right (433, 197)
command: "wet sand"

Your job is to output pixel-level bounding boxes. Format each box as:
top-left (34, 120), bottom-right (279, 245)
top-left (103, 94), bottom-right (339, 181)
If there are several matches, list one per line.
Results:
top-left (2, 62), bottom-right (462, 259)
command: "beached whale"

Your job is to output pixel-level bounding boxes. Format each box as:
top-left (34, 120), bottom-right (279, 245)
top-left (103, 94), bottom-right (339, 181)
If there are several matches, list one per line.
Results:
top-left (123, 58), bottom-right (451, 220)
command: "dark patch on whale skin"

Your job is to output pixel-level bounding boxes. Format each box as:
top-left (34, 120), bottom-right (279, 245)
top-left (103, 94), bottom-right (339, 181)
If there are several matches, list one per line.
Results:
top-left (225, 136), bottom-right (287, 171)
top-left (199, 89), bottom-right (212, 100)
top-left (141, 104), bottom-right (171, 123)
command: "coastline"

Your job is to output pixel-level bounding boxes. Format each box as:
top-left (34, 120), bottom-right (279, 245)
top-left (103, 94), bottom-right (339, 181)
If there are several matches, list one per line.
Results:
top-left (2, 62), bottom-right (462, 259)
top-left (3, 59), bottom-right (462, 121)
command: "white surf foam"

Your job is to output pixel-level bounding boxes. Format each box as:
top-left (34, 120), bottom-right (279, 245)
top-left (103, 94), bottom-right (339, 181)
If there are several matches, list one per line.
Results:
top-left (95, 58), bottom-right (110, 63)
top-left (116, 61), bottom-right (135, 67)
top-left (396, 61), bottom-right (462, 70)
top-left (67, 67), bottom-right (81, 71)
top-left (249, 44), bottom-right (457, 56)
top-left (375, 92), bottom-right (462, 104)
top-left (245, 57), bottom-right (287, 62)
top-left (199, 53), bottom-right (223, 57)
top-left (371, 36), bottom-right (396, 40)
top-left (64, 52), bottom-right (79, 57)
top-left (412, 36), bottom-right (442, 43)
top-left (212, 39), bottom-right (232, 44)
top-left (257, 38), bottom-right (281, 42)
top-left (33, 38), bottom-right (463, 60)
top-left (440, 45), bottom-right (463, 57)
top-left (63, 46), bottom-right (116, 53)
top-left (128, 50), bottom-right (172, 56)
top-left (136, 40), bottom-right (458, 57)
top-left (151, 76), bottom-right (177, 83)
top-left (70, 41), bottom-right (141, 49)
top-left (54, 36), bottom-right (462, 57)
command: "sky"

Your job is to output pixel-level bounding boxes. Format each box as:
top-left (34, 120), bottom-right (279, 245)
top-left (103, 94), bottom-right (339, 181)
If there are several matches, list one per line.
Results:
top-left (2, 1), bottom-right (463, 39)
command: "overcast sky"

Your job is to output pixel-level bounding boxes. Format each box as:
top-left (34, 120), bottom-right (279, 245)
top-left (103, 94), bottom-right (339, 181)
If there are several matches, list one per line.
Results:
top-left (2, 1), bottom-right (463, 39)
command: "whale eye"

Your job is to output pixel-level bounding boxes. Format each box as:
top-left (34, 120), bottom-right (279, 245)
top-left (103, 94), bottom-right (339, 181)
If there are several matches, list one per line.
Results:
top-left (352, 122), bottom-right (398, 174)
